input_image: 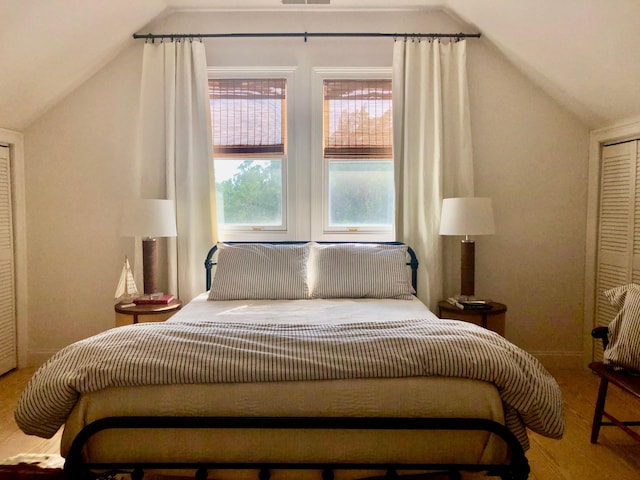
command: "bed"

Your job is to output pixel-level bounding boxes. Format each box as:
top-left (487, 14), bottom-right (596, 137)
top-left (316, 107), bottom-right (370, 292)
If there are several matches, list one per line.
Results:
top-left (15, 241), bottom-right (565, 480)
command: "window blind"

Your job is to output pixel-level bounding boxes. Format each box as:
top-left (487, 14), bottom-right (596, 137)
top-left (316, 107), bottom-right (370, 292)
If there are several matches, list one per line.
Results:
top-left (209, 79), bottom-right (286, 156)
top-left (323, 79), bottom-right (392, 159)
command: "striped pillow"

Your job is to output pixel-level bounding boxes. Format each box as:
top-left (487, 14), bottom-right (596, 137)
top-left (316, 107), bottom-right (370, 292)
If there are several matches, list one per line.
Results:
top-left (603, 283), bottom-right (640, 372)
top-left (208, 243), bottom-right (310, 300)
top-left (309, 243), bottom-right (415, 300)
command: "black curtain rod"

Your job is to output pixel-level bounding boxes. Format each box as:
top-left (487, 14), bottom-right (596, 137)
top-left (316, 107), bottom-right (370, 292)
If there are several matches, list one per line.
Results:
top-left (132, 32), bottom-right (481, 42)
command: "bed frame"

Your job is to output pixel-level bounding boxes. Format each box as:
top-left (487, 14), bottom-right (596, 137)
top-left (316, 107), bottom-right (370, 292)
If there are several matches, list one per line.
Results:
top-left (63, 242), bottom-right (530, 480)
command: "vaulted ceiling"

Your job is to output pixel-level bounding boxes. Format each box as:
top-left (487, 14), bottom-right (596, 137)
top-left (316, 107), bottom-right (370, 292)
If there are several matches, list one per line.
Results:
top-left (1, 0), bottom-right (639, 131)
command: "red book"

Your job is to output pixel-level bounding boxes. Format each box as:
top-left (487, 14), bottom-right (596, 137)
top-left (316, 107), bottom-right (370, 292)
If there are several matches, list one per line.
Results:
top-left (133, 294), bottom-right (175, 305)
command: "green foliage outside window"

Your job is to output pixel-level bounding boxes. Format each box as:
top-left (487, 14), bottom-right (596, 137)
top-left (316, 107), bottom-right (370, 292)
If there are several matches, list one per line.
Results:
top-left (215, 159), bottom-right (393, 227)
top-left (215, 160), bottom-right (282, 225)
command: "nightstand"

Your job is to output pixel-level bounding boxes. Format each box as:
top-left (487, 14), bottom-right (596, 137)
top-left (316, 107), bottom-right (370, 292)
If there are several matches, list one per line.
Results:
top-left (437, 300), bottom-right (506, 336)
top-left (114, 299), bottom-right (183, 327)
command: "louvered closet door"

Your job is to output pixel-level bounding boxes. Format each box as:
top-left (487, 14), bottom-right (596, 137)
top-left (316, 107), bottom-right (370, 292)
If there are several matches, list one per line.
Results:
top-left (0, 145), bottom-right (16, 375)
top-left (593, 140), bottom-right (638, 360)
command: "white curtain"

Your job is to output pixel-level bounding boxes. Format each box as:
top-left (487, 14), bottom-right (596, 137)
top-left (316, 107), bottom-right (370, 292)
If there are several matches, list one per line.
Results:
top-left (392, 39), bottom-right (474, 310)
top-left (136, 40), bottom-right (217, 302)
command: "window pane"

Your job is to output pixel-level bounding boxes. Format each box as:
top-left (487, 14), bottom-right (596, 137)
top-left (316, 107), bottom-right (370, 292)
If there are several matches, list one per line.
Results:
top-left (328, 160), bottom-right (393, 227)
top-left (214, 159), bottom-right (283, 226)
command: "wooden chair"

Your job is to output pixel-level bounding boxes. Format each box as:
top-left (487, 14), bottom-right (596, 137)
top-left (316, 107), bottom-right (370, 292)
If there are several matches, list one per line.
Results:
top-left (589, 326), bottom-right (640, 443)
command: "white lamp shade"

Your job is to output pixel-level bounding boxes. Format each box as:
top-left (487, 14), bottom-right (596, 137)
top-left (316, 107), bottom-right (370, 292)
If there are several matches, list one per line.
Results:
top-left (120, 199), bottom-right (177, 238)
top-left (439, 197), bottom-right (495, 236)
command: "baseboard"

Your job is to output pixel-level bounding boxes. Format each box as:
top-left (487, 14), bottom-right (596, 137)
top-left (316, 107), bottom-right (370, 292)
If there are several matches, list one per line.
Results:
top-left (26, 351), bottom-right (57, 368)
top-left (530, 351), bottom-right (584, 370)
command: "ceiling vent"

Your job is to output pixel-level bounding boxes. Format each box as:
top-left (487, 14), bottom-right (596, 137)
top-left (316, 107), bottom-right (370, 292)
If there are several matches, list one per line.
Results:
top-left (282, 0), bottom-right (330, 4)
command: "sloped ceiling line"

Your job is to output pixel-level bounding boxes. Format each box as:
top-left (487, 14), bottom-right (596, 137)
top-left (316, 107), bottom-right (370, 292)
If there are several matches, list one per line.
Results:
top-left (1, 0), bottom-right (639, 131)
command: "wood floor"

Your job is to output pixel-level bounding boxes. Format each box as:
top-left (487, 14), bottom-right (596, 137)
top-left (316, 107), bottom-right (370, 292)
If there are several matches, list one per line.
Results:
top-left (1, 367), bottom-right (639, 479)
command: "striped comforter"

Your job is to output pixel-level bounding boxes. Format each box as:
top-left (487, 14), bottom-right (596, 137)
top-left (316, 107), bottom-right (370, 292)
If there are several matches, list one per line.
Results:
top-left (15, 317), bottom-right (564, 448)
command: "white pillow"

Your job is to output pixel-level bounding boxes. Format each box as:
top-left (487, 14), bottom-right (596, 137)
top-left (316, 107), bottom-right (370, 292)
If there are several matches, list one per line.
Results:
top-left (603, 283), bottom-right (640, 372)
top-left (208, 243), bottom-right (309, 300)
top-left (308, 243), bottom-right (415, 300)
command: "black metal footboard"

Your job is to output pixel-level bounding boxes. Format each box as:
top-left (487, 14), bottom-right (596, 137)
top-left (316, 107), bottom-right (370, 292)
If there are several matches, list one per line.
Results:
top-left (64, 416), bottom-right (530, 480)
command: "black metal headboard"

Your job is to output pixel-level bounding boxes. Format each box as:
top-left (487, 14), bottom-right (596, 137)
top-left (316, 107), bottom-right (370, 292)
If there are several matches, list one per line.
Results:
top-left (205, 241), bottom-right (419, 293)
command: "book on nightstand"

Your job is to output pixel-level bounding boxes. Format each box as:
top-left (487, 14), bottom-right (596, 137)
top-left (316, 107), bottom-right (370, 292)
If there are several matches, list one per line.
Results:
top-left (133, 294), bottom-right (175, 305)
top-left (459, 299), bottom-right (492, 310)
top-left (446, 297), bottom-right (492, 310)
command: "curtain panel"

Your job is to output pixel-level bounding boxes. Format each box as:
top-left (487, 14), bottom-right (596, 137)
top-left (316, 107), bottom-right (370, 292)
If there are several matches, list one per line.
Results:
top-left (392, 39), bottom-right (474, 310)
top-left (136, 40), bottom-right (217, 302)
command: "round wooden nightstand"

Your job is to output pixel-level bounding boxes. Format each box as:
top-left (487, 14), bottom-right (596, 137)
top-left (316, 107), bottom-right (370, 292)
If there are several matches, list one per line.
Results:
top-left (437, 300), bottom-right (507, 336)
top-left (114, 299), bottom-right (183, 327)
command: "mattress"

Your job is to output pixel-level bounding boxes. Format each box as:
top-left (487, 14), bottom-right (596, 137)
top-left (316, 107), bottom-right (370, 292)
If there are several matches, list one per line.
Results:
top-left (61, 376), bottom-right (507, 479)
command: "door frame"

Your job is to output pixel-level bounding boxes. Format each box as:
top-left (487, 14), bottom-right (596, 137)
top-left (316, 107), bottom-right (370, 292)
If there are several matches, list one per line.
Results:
top-left (0, 128), bottom-right (27, 368)
top-left (584, 116), bottom-right (640, 367)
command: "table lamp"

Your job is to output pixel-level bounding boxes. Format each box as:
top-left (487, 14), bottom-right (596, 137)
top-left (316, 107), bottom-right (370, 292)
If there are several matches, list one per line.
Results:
top-left (120, 199), bottom-right (177, 294)
top-left (439, 197), bottom-right (495, 300)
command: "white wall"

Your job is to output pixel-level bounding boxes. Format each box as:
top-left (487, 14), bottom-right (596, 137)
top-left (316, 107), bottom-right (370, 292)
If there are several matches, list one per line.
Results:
top-left (22, 9), bottom-right (589, 367)
top-left (468, 40), bottom-right (589, 365)
top-left (24, 45), bottom-right (143, 364)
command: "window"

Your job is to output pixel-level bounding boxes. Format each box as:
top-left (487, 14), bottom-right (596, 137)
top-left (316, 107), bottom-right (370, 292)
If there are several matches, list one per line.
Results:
top-left (208, 67), bottom-right (393, 241)
top-left (209, 77), bottom-right (287, 232)
top-left (316, 73), bottom-right (394, 237)
top-left (312, 68), bottom-right (394, 241)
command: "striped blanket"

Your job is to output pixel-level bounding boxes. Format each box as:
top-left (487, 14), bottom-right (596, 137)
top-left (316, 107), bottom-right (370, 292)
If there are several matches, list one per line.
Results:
top-left (15, 318), bottom-right (564, 448)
